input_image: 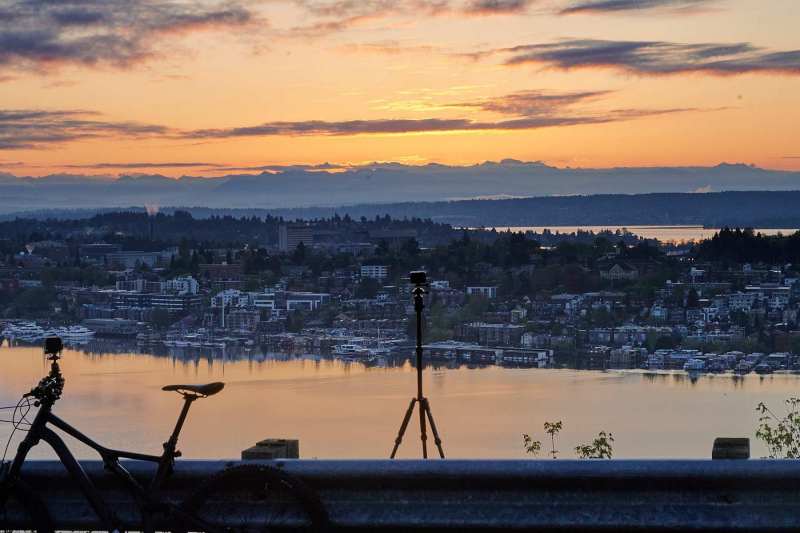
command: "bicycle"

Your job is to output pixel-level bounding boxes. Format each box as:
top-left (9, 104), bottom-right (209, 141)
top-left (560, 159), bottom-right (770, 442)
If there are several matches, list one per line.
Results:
top-left (0, 336), bottom-right (329, 532)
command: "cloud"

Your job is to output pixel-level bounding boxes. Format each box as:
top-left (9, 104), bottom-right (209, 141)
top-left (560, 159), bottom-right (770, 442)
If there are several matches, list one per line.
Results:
top-left (63, 162), bottom-right (224, 169)
top-left (288, 0), bottom-right (535, 37)
top-left (453, 89), bottom-right (612, 115)
top-left (495, 39), bottom-right (800, 76)
top-left (559, 0), bottom-right (715, 15)
top-left (464, 0), bottom-right (536, 15)
top-left (0, 0), bottom-right (257, 73)
top-left (182, 88), bottom-right (697, 139)
top-left (288, 0), bottom-right (447, 36)
top-left (337, 40), bottom-right (443, 55)
top-left (4, 89), bottom-right (708, 150)
top-left (0, 109), bottom-right (168, 150)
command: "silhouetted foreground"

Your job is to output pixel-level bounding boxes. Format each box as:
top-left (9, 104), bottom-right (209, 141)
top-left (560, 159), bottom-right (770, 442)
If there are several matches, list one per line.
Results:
top-left (5, 459), bottom-right (800, 531)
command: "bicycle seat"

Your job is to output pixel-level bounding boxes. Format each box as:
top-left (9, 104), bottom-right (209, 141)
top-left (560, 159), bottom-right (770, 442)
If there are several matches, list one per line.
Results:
top-left (162, 382), bottom-right (225, 398)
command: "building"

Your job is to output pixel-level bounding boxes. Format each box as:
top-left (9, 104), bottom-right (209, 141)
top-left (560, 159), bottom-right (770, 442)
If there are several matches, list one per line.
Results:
top-left (199, 263), bottom-right (242, 281)
top-left (466, 286), bottom-right (497, 299)
top-left (600, 263), bottom-right (639, 281)
top-left (163, 276), bottom-right (199, 295)
top-left (225, 309), bottom-right (261, 332)
top-left (286, 292), bottom-right (331, 311)
top-left (361, 264), bottom-right (389, 280)
top-left (729, 292), bottom-right (757, 312)
top-left (211, 289), bottom-right (250, 308)
top-left (501, 349), bottom-right (553, 368)
top-left (456, 322), bottom-right (525, 346)
top-left (81, 318), bottom-right (140, 337)
top-left (279, 224), bottom-right (314, 252)
top-left (116, 279), bottom-right (163, 293)
top-left (79, 243), bottom-right (122, 264)
top-left (106, 251), bottom-right (161, 270)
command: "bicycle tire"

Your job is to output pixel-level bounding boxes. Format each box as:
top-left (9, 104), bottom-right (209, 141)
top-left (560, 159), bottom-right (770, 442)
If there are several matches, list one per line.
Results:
top-left (180, 464), bottom-right (329, 532)
top-left (0, 479), bottom-right (54, 533)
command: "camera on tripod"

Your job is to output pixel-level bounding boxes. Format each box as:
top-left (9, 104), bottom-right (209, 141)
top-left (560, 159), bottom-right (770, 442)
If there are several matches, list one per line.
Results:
top-left (44, 336), bottom-right (63, 358)
top-left (409, 271), bottom-right (428, 286)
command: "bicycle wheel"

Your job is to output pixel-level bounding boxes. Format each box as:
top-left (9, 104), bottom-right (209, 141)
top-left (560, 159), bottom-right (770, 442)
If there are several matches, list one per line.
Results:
top-left (0, 480), bottom-right (54, 533)
top-left (180, 464), bottom-right (329, 532)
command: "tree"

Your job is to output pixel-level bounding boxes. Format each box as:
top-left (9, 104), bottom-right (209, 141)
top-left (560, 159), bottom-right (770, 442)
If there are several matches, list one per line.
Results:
top-left (356, 278), bottom-right (381, 299)
top-left (286, 311), bottom-right (305, 333)
top-left (292, 242), bottom-right (307, 264)
top-left (686, 288), bottom-right (700, 309)
top-left (150, 309), bottom-right (173, 329)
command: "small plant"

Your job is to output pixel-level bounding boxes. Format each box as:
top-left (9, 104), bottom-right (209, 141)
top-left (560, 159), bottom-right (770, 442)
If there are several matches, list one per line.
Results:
top-left (523, 420), bottom-right (562, 458)
top-left (575, 431), bottom-right (615, 459)
top-left (756, 398), bottom-right (800, 458)
top-left (544, 420), bottom-right (563, 459)
top-left (522, 433), bottom-right (542, 456)
top-left (524, 421), bottom-right (614, 459)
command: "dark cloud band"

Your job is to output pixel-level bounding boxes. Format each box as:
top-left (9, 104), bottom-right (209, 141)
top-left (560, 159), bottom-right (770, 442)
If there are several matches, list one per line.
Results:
top-left (497, 39), bottom-right (800, 76)
top-left (560, 0), bottom-right (714, 15)
top-left (0, 89), bottom-right (706, 150)
top-left (0, 109), bottom-right (168, 150)
top-left (0, 0), bottom-right (255, 72)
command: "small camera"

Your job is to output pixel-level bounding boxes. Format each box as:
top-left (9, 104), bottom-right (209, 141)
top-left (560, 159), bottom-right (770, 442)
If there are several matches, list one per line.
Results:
top-left (409, 271), bottom-right (428, 285)
top-left (44, 336), bottom-right (63, 355)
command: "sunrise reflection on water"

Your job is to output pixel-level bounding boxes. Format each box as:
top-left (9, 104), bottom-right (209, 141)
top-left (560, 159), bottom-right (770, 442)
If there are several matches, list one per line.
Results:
top-left (2, 342), bottom-right (798, 460)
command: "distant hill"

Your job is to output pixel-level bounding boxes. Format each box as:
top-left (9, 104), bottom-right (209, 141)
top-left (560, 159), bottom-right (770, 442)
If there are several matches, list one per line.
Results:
top-left (4, 190), bottom-right (800, 229)
top-left (1, 160), bottom-right (799, 215)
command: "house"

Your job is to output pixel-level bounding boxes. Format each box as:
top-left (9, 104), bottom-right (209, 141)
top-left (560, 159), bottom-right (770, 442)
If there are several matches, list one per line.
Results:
top-left (600, 263), bottom-right (639, 281)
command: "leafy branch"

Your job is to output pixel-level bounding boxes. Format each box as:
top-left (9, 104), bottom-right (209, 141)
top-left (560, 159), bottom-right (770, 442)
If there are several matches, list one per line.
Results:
top-left (756, 397), bottom-right (800, 459)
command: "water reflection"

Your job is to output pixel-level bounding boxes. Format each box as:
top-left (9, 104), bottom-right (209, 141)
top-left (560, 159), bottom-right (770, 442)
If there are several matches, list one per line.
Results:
top-left (2, 341), bottom-right (800, 460)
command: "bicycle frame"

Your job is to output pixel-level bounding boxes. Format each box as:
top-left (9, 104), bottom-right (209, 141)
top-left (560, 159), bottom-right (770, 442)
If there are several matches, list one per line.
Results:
top-left (3, 389), bottom-right (208, 531)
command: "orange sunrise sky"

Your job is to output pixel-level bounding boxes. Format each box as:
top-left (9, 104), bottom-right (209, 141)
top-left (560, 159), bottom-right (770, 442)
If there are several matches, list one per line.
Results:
top-left (0, 0), bottom-right (798, 177)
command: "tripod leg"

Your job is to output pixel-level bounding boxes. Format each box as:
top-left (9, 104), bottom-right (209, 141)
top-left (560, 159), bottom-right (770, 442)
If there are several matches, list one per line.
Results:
top-left (422, 398), bottom-right (445, 459)
top-left (419, 397), bottom-right (428, 459)
top-left (390, 398), bottom-right (417, 459)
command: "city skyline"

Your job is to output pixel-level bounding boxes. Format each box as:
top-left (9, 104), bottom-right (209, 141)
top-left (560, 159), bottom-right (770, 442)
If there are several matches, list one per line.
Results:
top-left (0, 0), bottom-right (798, 178)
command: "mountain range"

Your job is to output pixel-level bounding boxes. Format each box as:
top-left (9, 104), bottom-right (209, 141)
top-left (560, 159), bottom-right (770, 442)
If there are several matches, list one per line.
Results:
top-left (2, 160), bottom-right (799, 215)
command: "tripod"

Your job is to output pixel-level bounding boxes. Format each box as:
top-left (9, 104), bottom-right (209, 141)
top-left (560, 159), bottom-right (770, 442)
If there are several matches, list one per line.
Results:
top-left (390, 278), bottom-right (445, 459)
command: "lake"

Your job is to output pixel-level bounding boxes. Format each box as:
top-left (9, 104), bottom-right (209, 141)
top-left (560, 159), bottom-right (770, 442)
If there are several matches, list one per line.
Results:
top-left (486, 226), bottom-right (798, 243)
top-left (1, 342), bottom-right (797, 460)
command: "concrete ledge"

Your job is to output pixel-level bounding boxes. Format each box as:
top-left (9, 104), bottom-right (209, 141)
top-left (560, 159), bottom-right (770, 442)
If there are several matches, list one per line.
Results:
top-left (5, 459), bottom-right (800, 530)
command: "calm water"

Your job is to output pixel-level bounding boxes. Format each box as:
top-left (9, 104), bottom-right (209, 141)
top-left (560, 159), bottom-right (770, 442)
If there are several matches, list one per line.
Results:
top-left (488, 226), bottom-right (798, 243)
top-left (1, 343), bottom-right (798, 460)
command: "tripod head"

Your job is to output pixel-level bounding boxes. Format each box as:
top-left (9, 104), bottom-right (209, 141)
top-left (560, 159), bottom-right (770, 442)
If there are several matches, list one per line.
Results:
top-left (409, 271), bottom-right (428, 311)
